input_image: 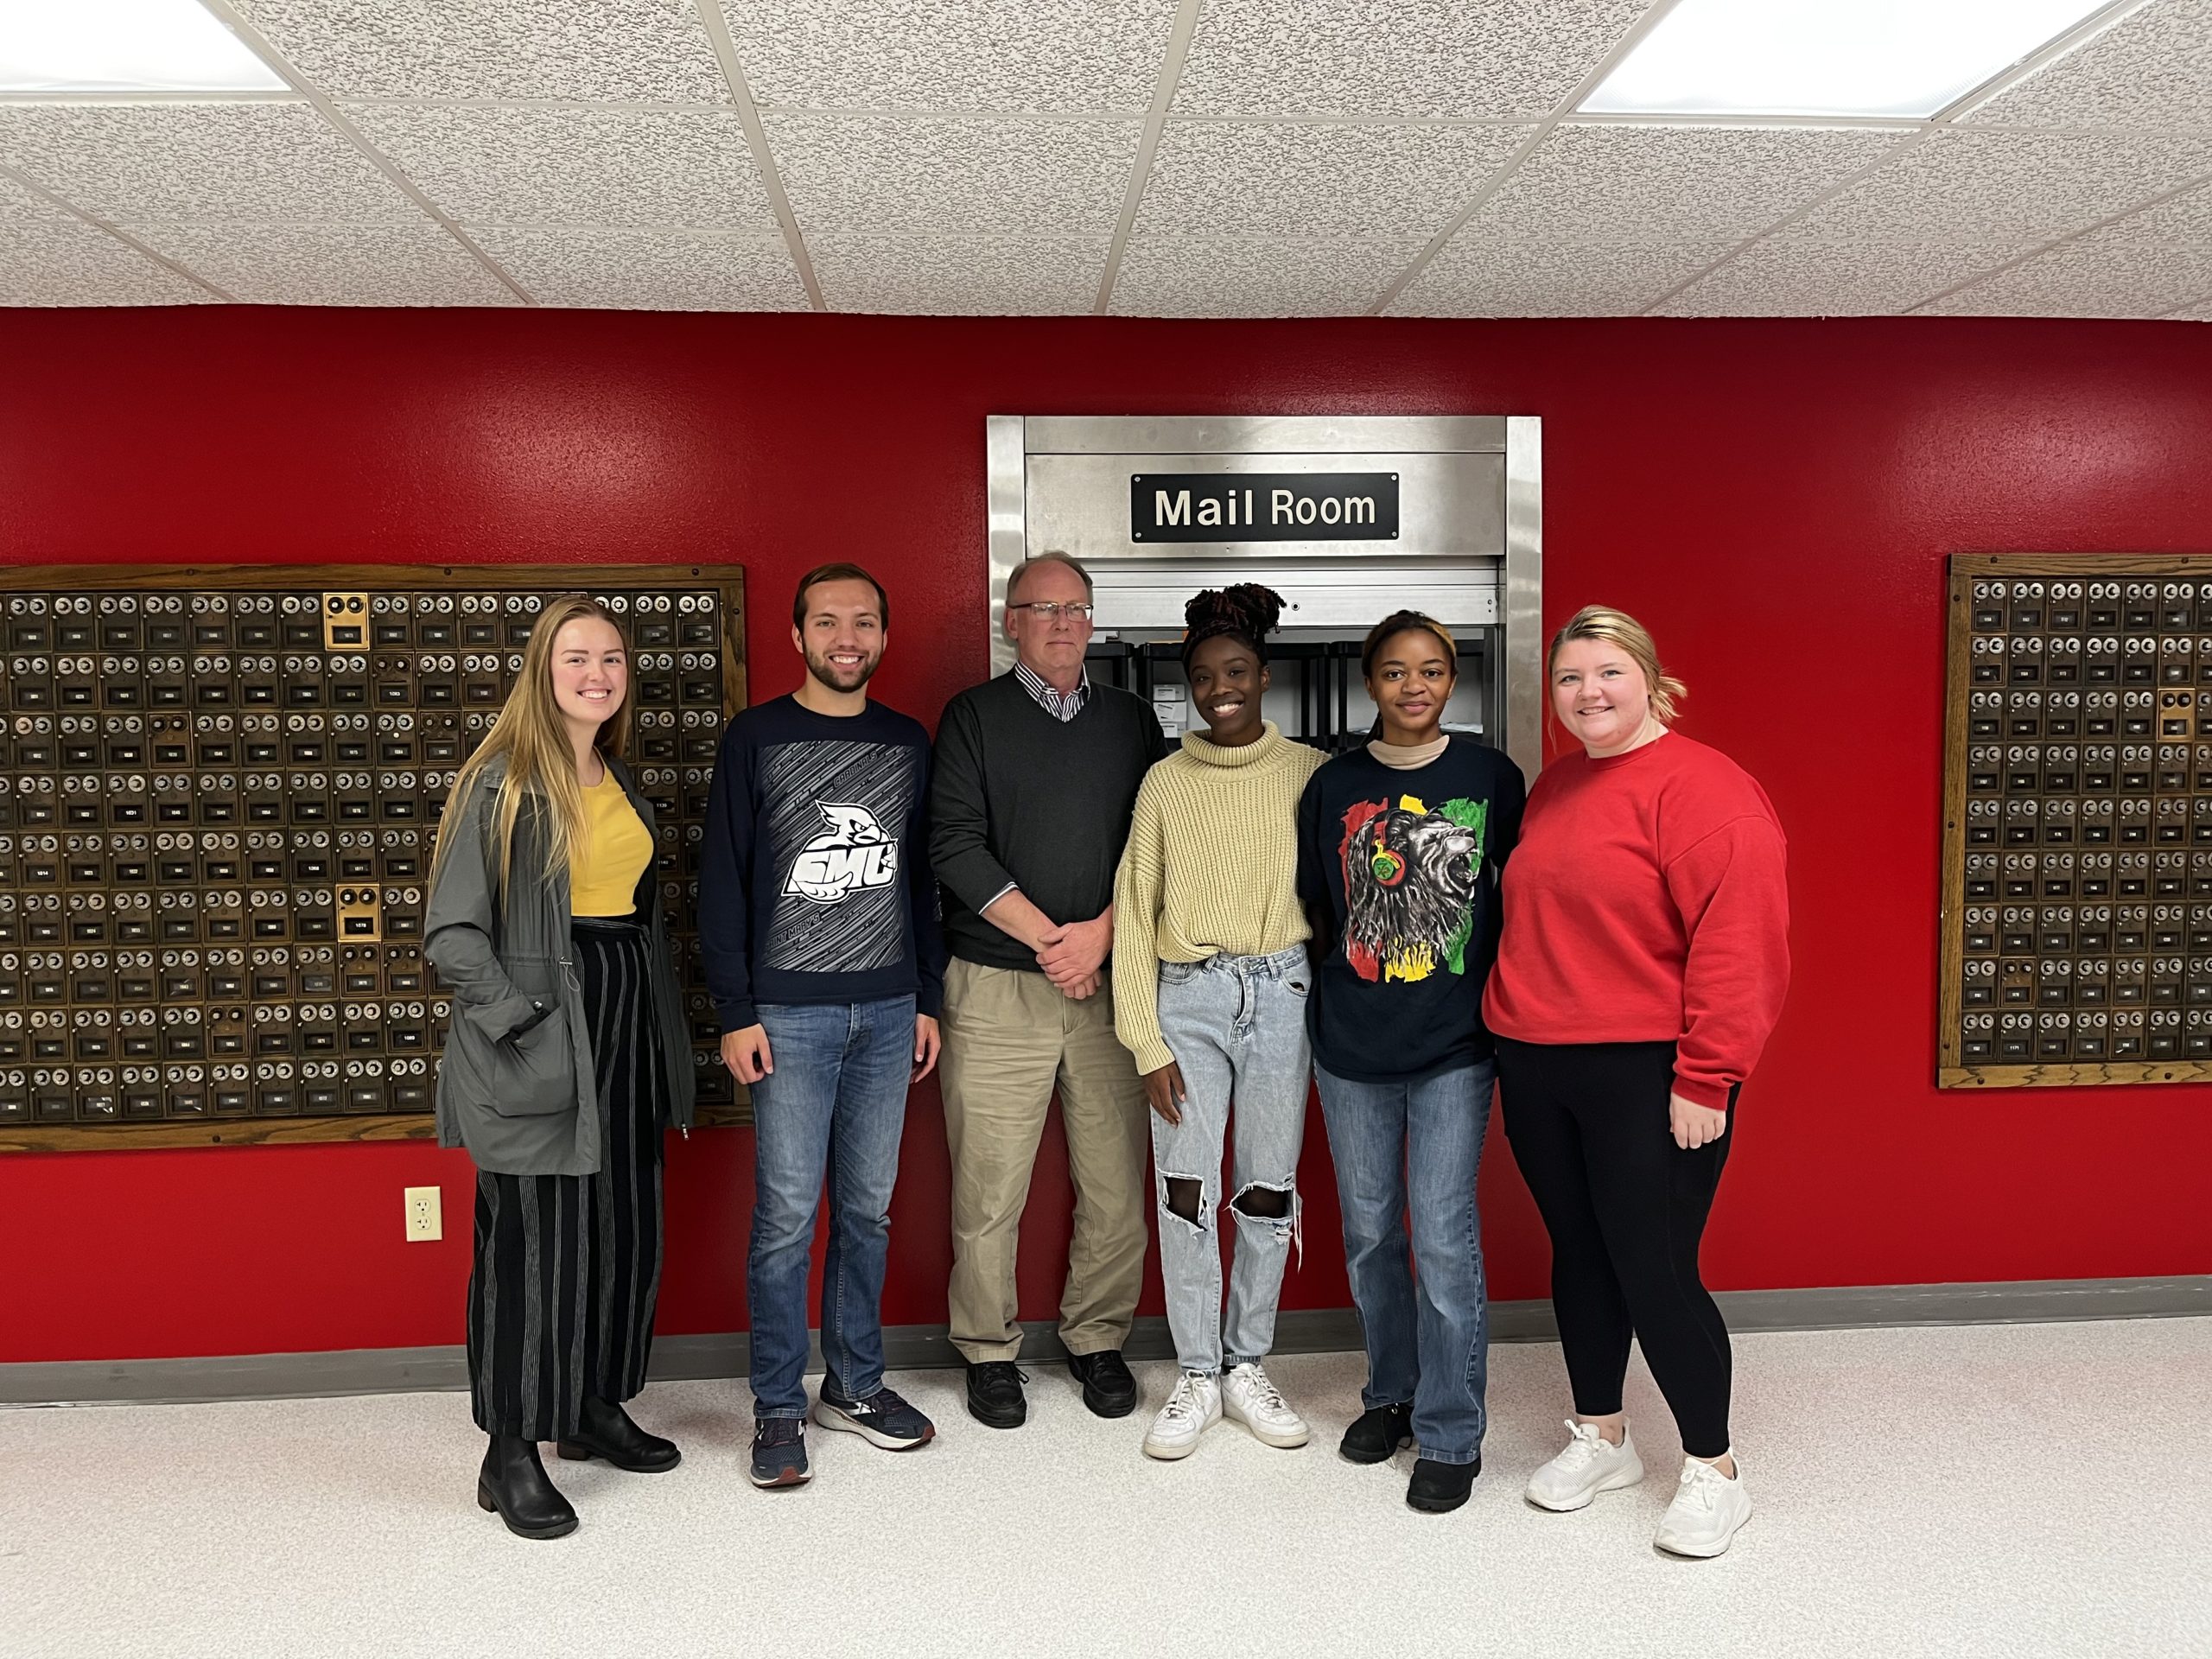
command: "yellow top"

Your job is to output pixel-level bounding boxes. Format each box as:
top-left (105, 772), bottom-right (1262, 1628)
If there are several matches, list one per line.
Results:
top-left (1111, 723), bottom-right (1325, 1075)
top-left (569, 769), bottom-right (653, 917)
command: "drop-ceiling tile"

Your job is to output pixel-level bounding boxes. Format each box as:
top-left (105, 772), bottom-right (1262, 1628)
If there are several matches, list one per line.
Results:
top-left (727, 0), bottom-right (1180, 113)
top-left (1172, 0), bottom-right (1653, 118)
top-left (345, 105), bottom-right (777, 229)
top-left (1921, 232), bottom-right (2212, 318)
top-left (469, 226), bottom-right (809, 309)
top-left (809, 232), bottom-right (1106, 314)
top-left (1965, 0), bottom-right (2212, 131)
top-left (1793, 129), bottom-right (2212, 245)
top-left (0, 102), bottom-right (417, 223)
top-left (1468, 124), bottom-right (1906, 241)
top-left (234, 0), bottom-right (728, 103)
top-left (1388, 236), bottom-right (1732, 316)
top-left (1656, 232), bottom-right (2031, 317)
top-left (1135, 118), bottom-right (1529, 238)
top-left (0, 221), bottom-right (210, 305)
top-left (2094, 180), bottom-right (2212, 245)
top-left (0, 173), bottom-right (67, 220)
top-left (120, 219), bottom-right (518, 306)
top-left (1110, 233), bottom-right (1427, 316)
top-left (763, 114), bottom-right (1140, 234)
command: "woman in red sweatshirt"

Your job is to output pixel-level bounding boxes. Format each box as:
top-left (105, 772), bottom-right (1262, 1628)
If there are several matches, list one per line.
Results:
top-left (1484, 606), bottom-right (1788, 1560)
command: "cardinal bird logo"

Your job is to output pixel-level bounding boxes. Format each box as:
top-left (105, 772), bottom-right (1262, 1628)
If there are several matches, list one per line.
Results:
top-left (783, 803), bottom-right (899, 906)
top-left (1338, 794), bottom-right (1487, 982)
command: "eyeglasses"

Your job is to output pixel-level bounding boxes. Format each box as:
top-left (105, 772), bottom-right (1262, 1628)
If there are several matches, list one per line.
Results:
top-left (1007, 601), bottom-right (1095, 622)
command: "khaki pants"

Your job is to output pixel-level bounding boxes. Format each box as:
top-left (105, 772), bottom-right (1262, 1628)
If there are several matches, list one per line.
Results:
top-left (940, 957), bottom-right (1150, 1363)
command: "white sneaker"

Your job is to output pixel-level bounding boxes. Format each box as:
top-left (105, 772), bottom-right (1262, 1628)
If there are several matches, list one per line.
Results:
top-left (1141, 1371), bottom-right (1222, 1460)
top-left (1220, 1361), bottom-right (1310, 1449)
top-left (1653, 1455), bottom-right (1753, 1558)
top-left (1525, 1419), bottom-right (1646, 1511)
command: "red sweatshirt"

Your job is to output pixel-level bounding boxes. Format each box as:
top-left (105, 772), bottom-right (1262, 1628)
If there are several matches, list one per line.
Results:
top-left (1483, 733), bottom-right (1789, 1109)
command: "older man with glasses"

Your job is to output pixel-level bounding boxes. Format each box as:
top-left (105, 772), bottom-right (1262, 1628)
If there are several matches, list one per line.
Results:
top-left (929, 551), bottom-right (1169, 1429)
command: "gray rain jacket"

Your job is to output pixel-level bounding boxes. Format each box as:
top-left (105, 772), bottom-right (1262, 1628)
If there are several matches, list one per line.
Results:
top-left (423, 753), bottom-right (697, 1176)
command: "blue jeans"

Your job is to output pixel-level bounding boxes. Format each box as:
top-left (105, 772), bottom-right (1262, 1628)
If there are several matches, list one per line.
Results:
top-left (1151, 946), bottom-right (1312, 1376)
top-left (746, 996), bottom-right (915, 1419)
top-left (1315, 1058), bottom-right (1494, 1465)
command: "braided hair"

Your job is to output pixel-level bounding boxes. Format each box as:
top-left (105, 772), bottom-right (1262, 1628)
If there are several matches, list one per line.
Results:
top-left (1180, 583), bottom-right (1286, 670)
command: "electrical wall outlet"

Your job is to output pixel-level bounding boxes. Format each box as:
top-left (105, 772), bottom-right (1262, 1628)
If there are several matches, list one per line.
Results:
top-left (404, 1185), bottom-right (442, 1243)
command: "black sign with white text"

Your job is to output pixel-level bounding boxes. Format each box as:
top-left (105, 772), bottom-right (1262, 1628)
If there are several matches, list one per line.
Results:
top-left (1130, 472), bottom-right (1400, 543)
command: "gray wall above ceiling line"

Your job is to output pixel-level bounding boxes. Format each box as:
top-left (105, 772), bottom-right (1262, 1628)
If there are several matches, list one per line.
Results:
top-left (0, 0), bottom-right (2209, 321)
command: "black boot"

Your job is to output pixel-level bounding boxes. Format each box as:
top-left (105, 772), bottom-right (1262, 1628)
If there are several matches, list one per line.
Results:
top-left (1338, 1402), bottom-right (1414, 1465)
top-left (477, 1434), bottom-right (579, 1540)
top-left (558, 1396), bottom-right (681, 1473)
top-left (1407, 1454), bottom-right (1480, 1514)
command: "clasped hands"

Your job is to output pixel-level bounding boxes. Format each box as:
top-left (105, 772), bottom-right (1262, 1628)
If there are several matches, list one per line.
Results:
top-left (1035, 914), bottom-right (1111, 1000)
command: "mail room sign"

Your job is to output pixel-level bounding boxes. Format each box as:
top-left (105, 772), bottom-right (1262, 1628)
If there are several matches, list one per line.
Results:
top-left (1130, 472), bottom-right (1401, 543)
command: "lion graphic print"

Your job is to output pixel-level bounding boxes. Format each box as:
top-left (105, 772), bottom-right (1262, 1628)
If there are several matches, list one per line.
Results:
top-left (1338, 793), bottom-right (1489, 982)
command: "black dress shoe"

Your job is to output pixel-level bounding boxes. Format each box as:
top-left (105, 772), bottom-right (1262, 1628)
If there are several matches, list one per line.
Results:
top-left (965, 1360), bottom-right (1028, 1429)
top-left (557, 1395), bottom-right (681, 1473)
top-left (1338, 1402), bottom-right (1414, 1464)
top-left (1407, 1455), bottom-right (1480, 1514)
top-left (478, 1434), bottom-right (579, 1540)
top-left (1067, 1349), bottom-right (1137, 1419)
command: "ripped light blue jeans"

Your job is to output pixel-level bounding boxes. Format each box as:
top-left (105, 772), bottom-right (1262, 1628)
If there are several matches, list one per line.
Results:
top-left (1150, 946), bottom-right (1312, 1376)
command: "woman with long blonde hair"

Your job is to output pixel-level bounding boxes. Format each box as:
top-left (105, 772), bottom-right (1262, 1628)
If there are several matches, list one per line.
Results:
top-left (425, 593), bottom-right (697, 1540)
top-left (1485, 605), bottom-right (1789, 1559)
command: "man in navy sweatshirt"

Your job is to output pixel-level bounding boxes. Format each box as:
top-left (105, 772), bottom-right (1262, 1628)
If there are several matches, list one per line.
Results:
top-left (699, 562), bottom-right (946, 1491)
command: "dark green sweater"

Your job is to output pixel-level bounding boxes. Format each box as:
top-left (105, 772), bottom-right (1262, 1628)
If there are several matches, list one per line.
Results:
top-left (928, 672), bottom-right (1169, 973)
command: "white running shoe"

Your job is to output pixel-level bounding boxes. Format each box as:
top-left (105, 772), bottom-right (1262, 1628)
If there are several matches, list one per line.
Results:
top-left (1220, 1361), bottom-right (1310, 1449)
top-left (1525, 1419), bottom-right (1646, 1511)
top-left (1141, 1371), bottom-right (1223, 1460)
top-left (1653, 1455), bottom-right (1753, 1558)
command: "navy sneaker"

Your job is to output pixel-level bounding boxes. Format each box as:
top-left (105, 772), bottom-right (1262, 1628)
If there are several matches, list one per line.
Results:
top-left (749, 1417), bottom-right (810, 1488)
top-left (814, 1378), bottom-right (936, 1450)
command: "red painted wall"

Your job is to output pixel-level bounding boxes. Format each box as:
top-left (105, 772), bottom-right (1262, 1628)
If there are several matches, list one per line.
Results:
top-left (3, 308), bottom-right (2209, 1365)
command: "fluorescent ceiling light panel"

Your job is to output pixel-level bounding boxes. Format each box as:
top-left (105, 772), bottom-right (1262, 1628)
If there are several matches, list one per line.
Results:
top-left (0, 0), bottom-right (287, 92)
top-left (1580, 0), bottom-right (2111, 119)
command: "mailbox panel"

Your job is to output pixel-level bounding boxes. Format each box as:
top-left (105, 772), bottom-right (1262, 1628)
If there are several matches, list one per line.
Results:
top-left (0, 564), bottom-right (747, 1148)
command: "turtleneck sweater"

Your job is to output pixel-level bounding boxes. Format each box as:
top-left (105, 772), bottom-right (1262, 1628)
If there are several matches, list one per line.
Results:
top-left (1369, 733), bottom-right (1451, 770)
top-left (1111, 722), bottom-right (1326, 1075)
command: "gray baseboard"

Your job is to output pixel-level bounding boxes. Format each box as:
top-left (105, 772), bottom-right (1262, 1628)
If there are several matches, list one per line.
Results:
top-left (6, 1274), bottom-right (2206, 1408)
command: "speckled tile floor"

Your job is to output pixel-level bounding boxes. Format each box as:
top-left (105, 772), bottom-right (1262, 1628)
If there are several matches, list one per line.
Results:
top-left (3, 1319), bottom-right (2207, 1659)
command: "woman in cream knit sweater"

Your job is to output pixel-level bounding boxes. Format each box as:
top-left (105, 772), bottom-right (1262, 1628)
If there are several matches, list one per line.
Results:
top-left (1112, 585), bottom-right (1324, 1463)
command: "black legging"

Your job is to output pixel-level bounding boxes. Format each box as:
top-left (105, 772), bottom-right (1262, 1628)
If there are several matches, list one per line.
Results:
top-left (1496, 1037), bottom-right (1738, 1459)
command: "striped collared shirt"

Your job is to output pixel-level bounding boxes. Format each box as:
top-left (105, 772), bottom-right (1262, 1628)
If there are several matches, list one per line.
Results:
top-left (1014, 660), bottom-right (1091, 723)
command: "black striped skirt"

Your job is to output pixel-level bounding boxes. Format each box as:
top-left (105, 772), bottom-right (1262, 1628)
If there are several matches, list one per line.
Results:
top-left (466, 914), bottom-right (667, 1440)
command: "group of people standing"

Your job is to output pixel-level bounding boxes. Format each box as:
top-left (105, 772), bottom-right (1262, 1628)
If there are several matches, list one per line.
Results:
top-left (424, 550), bottom-right (1789, 1562)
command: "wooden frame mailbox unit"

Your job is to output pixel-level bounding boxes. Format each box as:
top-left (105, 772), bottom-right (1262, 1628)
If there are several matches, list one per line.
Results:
top-left (1940, 553), bottom-right (2212, 1089)
top-left (0, 563), bottom-right (747, 1151)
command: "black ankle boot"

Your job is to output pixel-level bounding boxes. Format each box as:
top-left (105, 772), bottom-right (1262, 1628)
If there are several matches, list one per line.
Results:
top-left (558, 1396), bottom-right (681, 1473)
top-left (1338, 1402), bottom-right (1414, 1465)
top-left (478, 1434), bottom-right (579, 1539)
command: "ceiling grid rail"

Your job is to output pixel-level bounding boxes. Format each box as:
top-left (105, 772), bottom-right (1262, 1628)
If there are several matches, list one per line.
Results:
top-left (191, 0), bottom-right (540, 305)
top-left (0, 157), bottom-right (237, 299)
top-left (1905, 162), bottom-right (2212, 314)
top-left (1366, 0), bottom-right (1691, 317)
top-left (1092, 0), bottom-right (1206, 316)
top-left (695, 0), bottom-right (825, 312)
